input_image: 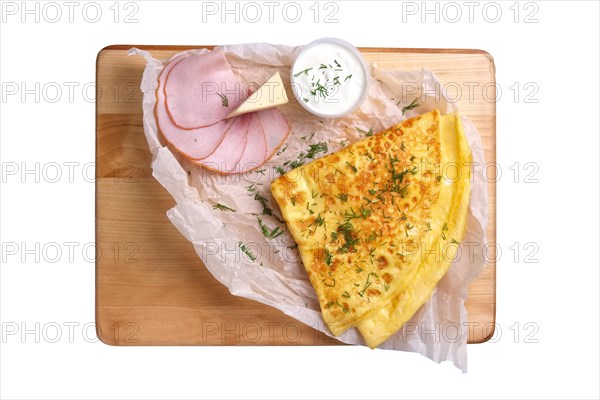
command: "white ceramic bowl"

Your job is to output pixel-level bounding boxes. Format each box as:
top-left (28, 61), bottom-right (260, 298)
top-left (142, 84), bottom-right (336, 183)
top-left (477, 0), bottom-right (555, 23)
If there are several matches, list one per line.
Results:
top-left (290, 37), bottom-right (369, 119)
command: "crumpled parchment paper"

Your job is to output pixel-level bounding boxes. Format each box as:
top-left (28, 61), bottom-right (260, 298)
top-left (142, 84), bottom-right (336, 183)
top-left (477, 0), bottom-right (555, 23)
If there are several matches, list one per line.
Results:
top-left (130, 43), bottom-right (488, 372)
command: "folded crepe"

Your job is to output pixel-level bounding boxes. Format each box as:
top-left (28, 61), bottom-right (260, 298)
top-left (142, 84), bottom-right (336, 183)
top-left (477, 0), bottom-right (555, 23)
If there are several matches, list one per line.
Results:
top-left (271, 110), bottom-right (471, 347)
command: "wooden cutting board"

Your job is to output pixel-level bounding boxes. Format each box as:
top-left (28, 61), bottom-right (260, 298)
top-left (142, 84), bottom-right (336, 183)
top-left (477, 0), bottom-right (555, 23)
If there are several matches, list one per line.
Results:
top-left (96, 45), bottom-right (496, 346)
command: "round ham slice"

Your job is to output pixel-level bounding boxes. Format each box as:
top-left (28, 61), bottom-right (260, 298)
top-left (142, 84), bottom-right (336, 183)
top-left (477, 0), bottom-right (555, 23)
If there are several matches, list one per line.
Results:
top-left (164, 49), bottom-right (246, 129)
top-left (257, 108), bottom-right (291, 159)
top-left (237, 114), bottom-right (267, 172)
top-left (193, 114), bottom-right (250, 174)
top-left (154, 50), bottom-right (291, 175)
top-left (156, 55), bottom-right (233, 160)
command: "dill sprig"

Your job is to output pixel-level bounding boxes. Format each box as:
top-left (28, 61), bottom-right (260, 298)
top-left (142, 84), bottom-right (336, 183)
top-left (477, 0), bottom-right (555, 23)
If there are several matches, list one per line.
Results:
top-left (323, 278), bottom-right (336, 287)
top-left (346, 161), bottom-right (358, 173)
top-left (275, 142), bottom-right (328, 175)
top-left (337, 221), bottom-right (359, 254)
top-left (400, 97), bottom-right (421, 114)
top-left (358, 272), bottom-right (376, 297)
top-left (336, 300), bottom-right (349, 313)
top-left (310, 80), bottom-right (329, 99)
top-left (356, 126), bottom-right (374, 137)
top-left (212, 203), bottom-right (236, 212)
top-left (301, 132), bottom-right (316, 141)
top-left (382, 156), bottom-right (418, 198)
top-left (336, 193), bottom-right (349, 203)
top-left (238, 242), bottom-right (256, 261)
top-left (344, 207), bottom-right (371, 220)
top-left (276, 144), bottom-right (289, 156)
top-left (441, 223), bottom-right (449, 240)
top-left (257, 217), bottom-right (284, 239)
top-left (293, 68), bottom-right (313, 78)
top-left (217, 93), bottom-right (228, 107)
top-left (324, 247), bottom-right (333, 266)
top-left (307, 213), bottom-right (326, 232)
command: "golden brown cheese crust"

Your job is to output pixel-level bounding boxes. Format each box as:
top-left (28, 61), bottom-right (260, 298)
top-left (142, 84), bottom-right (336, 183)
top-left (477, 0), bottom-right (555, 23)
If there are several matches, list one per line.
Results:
top-left (271, 111), bottom-right (443, 335)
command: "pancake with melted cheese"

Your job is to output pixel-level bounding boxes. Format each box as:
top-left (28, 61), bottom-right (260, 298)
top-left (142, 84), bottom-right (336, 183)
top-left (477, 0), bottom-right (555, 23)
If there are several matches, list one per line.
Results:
top-left (357, 113), bottom-right (472, 348)
top-left (272, 110), bottom-right (446, 335)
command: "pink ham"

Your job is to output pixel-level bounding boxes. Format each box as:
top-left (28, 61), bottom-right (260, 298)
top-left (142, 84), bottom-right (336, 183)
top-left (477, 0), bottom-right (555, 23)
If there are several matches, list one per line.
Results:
top-left (156, 55), bottom-right (233, 160)
top-left (237, 114), bottom-right (267, 172)
top-left (154, 50), bottom-right (291, 175)
top-left (193, 114), bottom-right (250, 174)
top-left (164, 49), bottom-right (246, 129)
top-left (257, 108), bottom-right (291, 159)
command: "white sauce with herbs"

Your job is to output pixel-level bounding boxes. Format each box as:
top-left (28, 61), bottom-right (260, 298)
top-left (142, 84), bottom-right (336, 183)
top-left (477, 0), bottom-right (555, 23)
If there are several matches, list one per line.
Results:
top-left (291, 41), bottom-right (368, 118)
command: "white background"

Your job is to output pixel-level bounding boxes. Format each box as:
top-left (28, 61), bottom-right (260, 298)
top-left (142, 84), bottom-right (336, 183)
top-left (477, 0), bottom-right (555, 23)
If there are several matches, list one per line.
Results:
top-left (1, 1), bottom-right (599, 399)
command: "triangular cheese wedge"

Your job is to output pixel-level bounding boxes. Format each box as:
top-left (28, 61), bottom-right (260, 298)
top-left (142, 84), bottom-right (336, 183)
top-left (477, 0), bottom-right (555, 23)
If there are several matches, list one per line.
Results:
top-left (227, 71), bottom-right (289, 118)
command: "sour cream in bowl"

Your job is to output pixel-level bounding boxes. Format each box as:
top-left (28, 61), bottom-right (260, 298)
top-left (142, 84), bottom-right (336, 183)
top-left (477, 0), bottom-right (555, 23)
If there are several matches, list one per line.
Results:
top-left (290, 38), bottom-right (369, 119)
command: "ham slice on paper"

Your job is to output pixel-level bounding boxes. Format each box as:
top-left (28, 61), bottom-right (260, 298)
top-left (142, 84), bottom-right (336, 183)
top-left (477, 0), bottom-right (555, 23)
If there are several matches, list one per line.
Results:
top-left (237, 114), bottom-right (267, 172)
top-left (154, 50), bottom-right (290, 175)
top-left (155, 54), bottom-right (233, 160)
top-left (164, 48), bottom-right (246, 129)
top-left (194, 114), bottom-right (250, 174)
top-left (257, 108), bottom-right (291, 159)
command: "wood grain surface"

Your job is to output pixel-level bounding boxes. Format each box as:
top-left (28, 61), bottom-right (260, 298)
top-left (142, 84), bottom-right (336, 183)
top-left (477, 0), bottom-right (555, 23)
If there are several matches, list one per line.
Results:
top-left (96, 45), bottom-right (496, 346)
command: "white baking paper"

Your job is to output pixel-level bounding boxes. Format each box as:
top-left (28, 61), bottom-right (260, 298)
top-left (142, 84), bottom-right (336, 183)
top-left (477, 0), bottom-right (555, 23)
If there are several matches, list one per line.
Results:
top-left (130, 43), bottom-right (489, 372)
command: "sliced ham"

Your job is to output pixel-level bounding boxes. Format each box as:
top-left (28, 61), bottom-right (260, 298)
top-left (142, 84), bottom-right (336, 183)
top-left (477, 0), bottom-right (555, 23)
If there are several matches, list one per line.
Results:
top-left (164, 49), bottom-right (246, 129)
top-left (237, 114), bottom-right (268, 172)
top-left (153, 49), bottom-right (291, 175)
top-left (156, 55), bottom-right (232, 160)
top-left (193, 114), bottom-right (250, 174)
top-left (257, 108), bottom-right (291, 159)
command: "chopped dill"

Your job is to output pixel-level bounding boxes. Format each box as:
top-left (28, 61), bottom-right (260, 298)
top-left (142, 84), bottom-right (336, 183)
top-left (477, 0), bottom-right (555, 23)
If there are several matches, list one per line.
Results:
top-left (212, 203), bottom-right (236, 212)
